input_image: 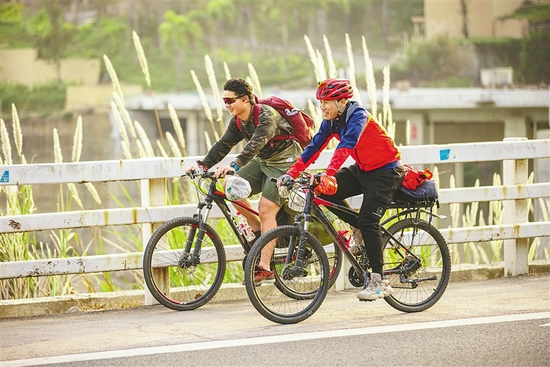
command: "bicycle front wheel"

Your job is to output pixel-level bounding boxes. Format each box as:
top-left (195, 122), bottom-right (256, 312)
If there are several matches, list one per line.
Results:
top-left (382, 218), bottom-right (450, 313)
top-left (143, 217), bottom-right (226, 311)
top-left (244, 225), bottom-right (330, 324)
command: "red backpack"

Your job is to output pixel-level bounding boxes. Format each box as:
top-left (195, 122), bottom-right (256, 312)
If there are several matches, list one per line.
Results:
top-left (235, 95), bottom-right (315, 148)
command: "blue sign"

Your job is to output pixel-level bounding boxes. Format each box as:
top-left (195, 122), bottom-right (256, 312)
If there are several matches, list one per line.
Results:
top-left (439, 149), bottom-right (451, 161)
top-left (1, 170), bottom-right (9, 183)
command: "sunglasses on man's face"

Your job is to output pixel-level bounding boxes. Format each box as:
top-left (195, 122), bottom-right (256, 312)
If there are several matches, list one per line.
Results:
top-left (223, 95), bottom-right (244, 105)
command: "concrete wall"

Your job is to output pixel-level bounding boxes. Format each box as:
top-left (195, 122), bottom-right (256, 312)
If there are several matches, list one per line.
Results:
top-left (0, 49), bottom-right (100, 86)
top-left (0, 48), bottom-right (144, 110)
top-left (424, 0), bottom-right (529, 39)
top-left (66, 84), bottom-right (143, 110)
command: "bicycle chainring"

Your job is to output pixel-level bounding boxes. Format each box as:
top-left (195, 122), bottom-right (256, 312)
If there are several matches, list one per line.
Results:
top-left (348, 267), bottom-right (364, 287)
top-left (402, 255), bottom-right (422, 276)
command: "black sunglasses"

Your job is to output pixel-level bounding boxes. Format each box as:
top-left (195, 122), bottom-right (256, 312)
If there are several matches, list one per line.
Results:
top-left (223, 95), bottom-right (244, 105)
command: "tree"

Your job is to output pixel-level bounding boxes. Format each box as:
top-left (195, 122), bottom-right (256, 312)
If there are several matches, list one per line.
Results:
top-left (460, 0), bottom-right (469, 39)
top-left (520, 30), bottom-right (550, 85)
top-left (159, 9), bottom-right (203, 90)
top-left (204, 0), bottom-right (237, 59)
top-left (26, 0), bottom-right (75, 85)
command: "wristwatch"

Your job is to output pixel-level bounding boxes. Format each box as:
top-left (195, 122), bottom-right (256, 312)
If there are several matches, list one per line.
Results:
top-left (229, 162), bottom-right (239, 172)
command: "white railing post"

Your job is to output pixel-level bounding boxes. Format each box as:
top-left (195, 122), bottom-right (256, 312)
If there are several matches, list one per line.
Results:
top-left (335, 255), bottom-right (350, 291)
top-left (141, 177), bottom-right (167, 305)
top-left (503, 137), bottom-right (530, 276)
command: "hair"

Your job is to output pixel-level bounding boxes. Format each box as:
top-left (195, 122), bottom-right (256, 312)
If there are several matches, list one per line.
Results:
top-left (223, 78), bottom-right (254, 102)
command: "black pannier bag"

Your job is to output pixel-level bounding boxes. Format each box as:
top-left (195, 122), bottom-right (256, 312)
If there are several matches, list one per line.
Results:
top-left (393, 165), bottom-right (439, 204)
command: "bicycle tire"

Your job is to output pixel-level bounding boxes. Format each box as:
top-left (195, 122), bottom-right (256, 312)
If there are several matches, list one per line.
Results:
top-left (143, 217), bottom-right (226, 311)
top-left (244, 225), bottom-right (330, 324)
top-left (382, 218), bottom-right (451, 312)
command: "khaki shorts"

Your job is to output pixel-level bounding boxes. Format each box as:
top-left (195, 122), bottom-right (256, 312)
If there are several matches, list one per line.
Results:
top-left (237, 157), bottom-right (289, 206)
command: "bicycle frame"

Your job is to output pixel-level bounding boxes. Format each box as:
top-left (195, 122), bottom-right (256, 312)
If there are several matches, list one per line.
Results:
top-left (289, 175), bottom-right (441, 285)
top-left (190, 173), bottom-right (259, 254)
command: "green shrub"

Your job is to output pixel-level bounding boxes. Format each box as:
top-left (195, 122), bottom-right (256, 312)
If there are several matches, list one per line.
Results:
top-left (0, 82), bottom-right (66, 118)
top-left (27, 82), bottom-right (66, 114)
top-left (520, 30), bottom-right (550, 85)
top-left (391, 35), bottom-right (476, 87)
top-left (471, 37), bottom-right (522, 71)
top-left (0, 83), bottom-right (28, 114)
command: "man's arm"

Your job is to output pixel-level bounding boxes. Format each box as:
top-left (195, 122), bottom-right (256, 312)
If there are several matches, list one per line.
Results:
top-left (232, 105), bottom-right (279, 168)
top-left (200, 118), bottom-right (243, 169)
top-left (286, 120), bottom-right (333, 178)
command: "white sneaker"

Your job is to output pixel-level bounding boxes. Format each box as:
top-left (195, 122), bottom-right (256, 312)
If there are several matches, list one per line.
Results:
top-left (380, 278), bottom-right (394, 297)
top-left (357, 273), bottom-right (394, 301)
top-left (350, 227), bottom-right (364, 256)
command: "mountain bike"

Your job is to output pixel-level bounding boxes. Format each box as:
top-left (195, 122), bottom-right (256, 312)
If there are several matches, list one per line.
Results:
top-left (143, 168), bottom-right (261, 311)
top-left (143, 167), bottom-right (344, 312)
top-left (243, 172), bottom-right (451, 324)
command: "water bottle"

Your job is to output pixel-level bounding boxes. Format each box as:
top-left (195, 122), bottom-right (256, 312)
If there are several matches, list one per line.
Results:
top-left (334, 219), bottom-right (351, 248)
top-left (235, 212), bottom-right (256, 241)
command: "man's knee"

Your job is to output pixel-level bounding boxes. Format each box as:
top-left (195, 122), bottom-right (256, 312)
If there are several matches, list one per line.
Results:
top-left (258, 197), bottom-right (280, 219)
top-left (357, 215), bottom-right (380, 231)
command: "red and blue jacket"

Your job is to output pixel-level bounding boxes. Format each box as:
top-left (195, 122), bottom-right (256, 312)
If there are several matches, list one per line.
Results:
top-left (286, 101), bottom-right (401, 178)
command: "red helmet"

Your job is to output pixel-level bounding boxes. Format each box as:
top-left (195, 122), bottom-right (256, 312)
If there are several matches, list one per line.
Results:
top-left (316, 79), bottom-right (353, 101)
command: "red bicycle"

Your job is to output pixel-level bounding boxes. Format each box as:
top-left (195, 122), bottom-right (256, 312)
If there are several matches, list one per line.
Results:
top-left (243, 172), bottom-right (451, 324)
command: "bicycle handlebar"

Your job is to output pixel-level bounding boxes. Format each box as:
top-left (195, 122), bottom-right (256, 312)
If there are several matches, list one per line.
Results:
top-left (183, 168), bottom-right (234, 180)
top-left (270, 172), bottom-right (322, 189)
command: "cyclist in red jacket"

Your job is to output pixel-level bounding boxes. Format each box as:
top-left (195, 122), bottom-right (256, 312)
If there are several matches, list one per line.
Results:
top-left (278, 78), bottom-right (405, 301)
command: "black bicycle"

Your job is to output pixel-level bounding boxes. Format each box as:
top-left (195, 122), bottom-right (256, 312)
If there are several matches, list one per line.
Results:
top-left (142, 168), bottom-right (264, 311)
top-left (243, 173), bottom-right (451, 324)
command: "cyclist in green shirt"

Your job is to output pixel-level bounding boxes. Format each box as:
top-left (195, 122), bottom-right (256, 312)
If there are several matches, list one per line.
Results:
top-left (188, 78), bottom-right (302, 282)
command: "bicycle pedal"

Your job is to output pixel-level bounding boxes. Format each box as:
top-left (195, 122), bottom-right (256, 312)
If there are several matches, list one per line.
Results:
top-left (358, 298), bottom-right (376, 302)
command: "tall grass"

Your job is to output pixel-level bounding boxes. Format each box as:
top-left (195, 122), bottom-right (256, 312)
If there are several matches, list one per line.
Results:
top-left (1, 105), bottom-right (100, 298)
top-left (133, 31), bottom-right (162, 140)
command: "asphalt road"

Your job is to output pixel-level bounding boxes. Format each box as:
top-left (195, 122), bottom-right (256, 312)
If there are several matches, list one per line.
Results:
top-left (1, 274), bottom-right (549, 367)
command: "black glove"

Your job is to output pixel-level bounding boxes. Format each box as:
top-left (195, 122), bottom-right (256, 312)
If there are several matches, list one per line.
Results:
top-left (277, 174), bottom-right (294, 188)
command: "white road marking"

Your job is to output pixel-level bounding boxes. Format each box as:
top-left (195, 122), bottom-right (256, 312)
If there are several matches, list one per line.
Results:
top-left (4, 312), bottom-right (549, 367)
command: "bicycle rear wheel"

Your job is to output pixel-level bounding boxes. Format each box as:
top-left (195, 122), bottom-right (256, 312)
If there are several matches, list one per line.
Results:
top-left (244, 225), bottom-right (330, 324)
top-left (143, 217), bottom-right (226, 311)
top-left (382, 218), bottom-right (450, 312)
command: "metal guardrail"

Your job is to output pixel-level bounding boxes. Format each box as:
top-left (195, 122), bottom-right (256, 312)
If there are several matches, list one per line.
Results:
top-left (1, 139), bottom-right (549, 291)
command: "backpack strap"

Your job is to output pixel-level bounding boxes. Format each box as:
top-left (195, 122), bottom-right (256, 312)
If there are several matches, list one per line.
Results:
top-left (235, 104), bottom-right (261, 132)
top-left (253, 103), bottom-right (261, 127)
top-left (236, 103), bottom-right (296, 145)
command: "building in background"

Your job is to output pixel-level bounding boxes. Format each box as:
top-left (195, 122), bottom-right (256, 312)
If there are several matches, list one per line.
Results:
top-left (423, 0), bottom-right (547, 40)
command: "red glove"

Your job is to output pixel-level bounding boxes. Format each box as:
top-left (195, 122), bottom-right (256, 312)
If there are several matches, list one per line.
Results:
top-left (314, 173), bottom-right (338, 196)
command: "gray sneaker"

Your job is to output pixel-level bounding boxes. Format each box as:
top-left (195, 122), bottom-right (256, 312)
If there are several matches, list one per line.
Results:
top-left (357, 273), bottom-right (394, 301)
top-left (349, 227), bottom-right (364, 256)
